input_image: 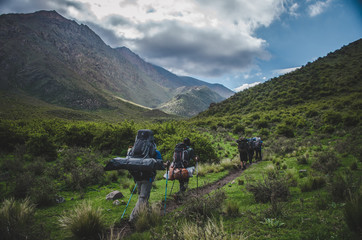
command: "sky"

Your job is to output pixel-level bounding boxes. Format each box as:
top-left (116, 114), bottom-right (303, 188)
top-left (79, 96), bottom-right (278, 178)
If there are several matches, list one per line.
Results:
top-left (0, 0), bottom-right (361, 92)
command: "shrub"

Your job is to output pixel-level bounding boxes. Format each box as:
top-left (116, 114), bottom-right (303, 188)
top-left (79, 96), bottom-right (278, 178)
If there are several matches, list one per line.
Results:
top-left (328, 171), bottom-right (360, 202)
top-left (58, 148), bottom-right (105, 191)
top-left (350, 161), bottom-right (358, 171)
top-left (344, 192), bottom-right (362, 236)
top-left (0, 198), bottom-right (41, 240)
top-left (179, 217), bottom-right (248, 240)
top-left (225, 201), bottom-right (240, 217)
top-left (285, 168), bottom-right (298, 187)
top-left (315, 194), bottom-right (329, 210)
top-left (13, 171), bottom-right (35, 199)
top-left (220, 158), bottom-right (239, 170)
top-left (276, 124), bottom-right (295, 138)
top-left (299, 175), bottom-right (326, 192)
top-left (269, 137), bottom-right (295, 156)
top-left (246, 173), bottom-right (290, 203)
top-left (311, 151), bottom-right (340, 174)
top-left (29, 176), bottom-right (57, 206)
top-left (323, 111), bottom-right (342, 125)
top-left (320, 124), bottom-right (335, 134)
top-left (181, 190), bottom-right (226, 221)
top-left (232, 124), bottom-right (245, 134)
top-left (260, 218), bottom-right (285, 228)
top-left (26, 133), bottom-right (57, 161)
top-left (297, 154), bottom-right (309, 165)
top-left (59, 201), bottom-right (105, 240)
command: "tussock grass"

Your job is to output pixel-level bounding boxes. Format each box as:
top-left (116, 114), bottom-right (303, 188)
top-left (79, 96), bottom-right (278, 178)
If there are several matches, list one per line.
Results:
top-left (134, 203), bottom-right (162, 232)
top-left (220, 158), bottom-right (240, 170)
top-left (59, 201), bottom-right (105, 240)
top-left (225, 201), bottom-right (240, 217)
top-left (180, 217), bottom-right (248, 240)
top-left (0, 197), bottom-right (38, 240)
top-left (198, 163), bottom-right (225, 177)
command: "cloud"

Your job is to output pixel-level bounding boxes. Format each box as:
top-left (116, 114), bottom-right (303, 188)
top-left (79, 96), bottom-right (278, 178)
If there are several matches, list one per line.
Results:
top-left (308, 0), bottom-right (332, 17)
top-left (0, 0), bottom-right (289, 79)
top-left (234, 82), bottom-right (261, 92)
top-left (289, 3), bottom-right (299, 17)
top-left (273, 66), bottom-right (301, 75)
top-left (133, 20), bottom-right (270, 77)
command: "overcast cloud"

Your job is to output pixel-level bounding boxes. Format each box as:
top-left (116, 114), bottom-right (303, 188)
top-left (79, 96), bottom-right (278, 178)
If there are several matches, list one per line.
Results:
top-left (0, 0), bottom-right (361, 91)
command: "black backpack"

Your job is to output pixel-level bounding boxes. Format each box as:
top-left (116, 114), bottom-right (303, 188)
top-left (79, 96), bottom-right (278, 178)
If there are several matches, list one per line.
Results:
top-left (237, 138), bottom-right (249, 153)
top-left (128, 129), bottom-right (156, 159)
top-left (173, 143), bottom-right (190, 168)
top-left (254, 138), bottom-right (262, 150)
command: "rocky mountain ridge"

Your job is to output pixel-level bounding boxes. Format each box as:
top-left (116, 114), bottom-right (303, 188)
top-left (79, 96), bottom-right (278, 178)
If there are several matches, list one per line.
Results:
top-left (0, 10), bottom-right (234, 116)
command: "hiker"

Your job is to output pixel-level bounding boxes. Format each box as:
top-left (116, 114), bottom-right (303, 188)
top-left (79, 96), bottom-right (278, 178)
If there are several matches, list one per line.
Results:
top-left (172, 137), bottom-right (198, 194)
top-left (126, 145), bottom-right (133, 156)
top-left (254, 137), bottom-right (263, 161)
top-left (247, 138), bottom-right (255, 164)
top-left (128, 130), bottom-right (167, 223)
top-left (236, 137), bottom-right (249, 169)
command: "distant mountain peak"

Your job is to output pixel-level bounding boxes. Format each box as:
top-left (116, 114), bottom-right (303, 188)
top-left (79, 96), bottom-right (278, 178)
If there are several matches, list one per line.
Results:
top-left (0, 10), bottom-right (234, 117)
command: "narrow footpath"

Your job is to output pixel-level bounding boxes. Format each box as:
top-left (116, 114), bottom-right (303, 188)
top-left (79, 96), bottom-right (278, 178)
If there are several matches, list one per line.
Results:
top-left (116, 162), bottom-right (258, 237)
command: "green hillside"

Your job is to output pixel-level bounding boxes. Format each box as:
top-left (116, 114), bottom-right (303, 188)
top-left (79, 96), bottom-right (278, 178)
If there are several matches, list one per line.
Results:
top-left (199, 39), bottom-right (361, 118)
top-left (0, 38), bottom-right (361, 240)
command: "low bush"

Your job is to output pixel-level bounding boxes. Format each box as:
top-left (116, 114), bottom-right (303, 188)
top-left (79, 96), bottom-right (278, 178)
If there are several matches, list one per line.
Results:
top-left (315, 194), bottom-right (329, 210)
top-left (246, 173), bottom-right (290, 203)
top-left (0, 198), bottom-right (42, 240)
top-left (26, 133), bottom-right (57, 161)
top-left (299, 175), bottom-right (326, 193)
top-left (29, 176), bottom-right (57, 206)
top-left (297, 154), bottom-right (309, 165)
top-left (59, 201), bottom-right (106, 240)
top-left (220, 158), bottom-right (239, 170)
top-left (311, 151), bottom-right (340, 174)
top-left (181, 190), bottom-right (226, 221)
top-left (328, 171), bottom-right (360, 202)
top-left (350, 161), bottom-right (358, 171)
top-left (180, 217), bottom-right (248, 240)
top-left (225, 201), bottom-right (240, 217)
top-left (276, 124), bottom-right (295, 138)
top-left (344, 192), bottom-right (362, 236)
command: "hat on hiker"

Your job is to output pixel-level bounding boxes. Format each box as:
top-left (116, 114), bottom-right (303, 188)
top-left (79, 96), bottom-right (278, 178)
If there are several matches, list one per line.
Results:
top-left (183, 137), bottom-right (191, 146)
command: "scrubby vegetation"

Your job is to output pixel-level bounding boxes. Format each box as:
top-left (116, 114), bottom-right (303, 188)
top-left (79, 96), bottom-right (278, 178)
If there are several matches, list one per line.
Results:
top-left (0, 40), bottom-right (361, 239)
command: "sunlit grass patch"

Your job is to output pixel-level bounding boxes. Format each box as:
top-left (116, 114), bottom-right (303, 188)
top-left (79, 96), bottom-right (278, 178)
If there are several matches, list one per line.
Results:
top-left (59, 201), bottom-right (106, 239)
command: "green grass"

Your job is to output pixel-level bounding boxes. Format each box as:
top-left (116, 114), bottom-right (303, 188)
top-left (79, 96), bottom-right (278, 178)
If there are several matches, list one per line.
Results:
top-left (32, 166), bottom-right (229, 240)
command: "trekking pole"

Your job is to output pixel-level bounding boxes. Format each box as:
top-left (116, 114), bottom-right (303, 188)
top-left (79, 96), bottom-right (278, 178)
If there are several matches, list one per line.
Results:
top-left (164, 161), bottom-right (169, 215)
top-left (196, 157), bottom-right (199, 195)
top-left (169, 179), bottom-right (175, 196)
top-left (121, 183), bottom-right (137, 220)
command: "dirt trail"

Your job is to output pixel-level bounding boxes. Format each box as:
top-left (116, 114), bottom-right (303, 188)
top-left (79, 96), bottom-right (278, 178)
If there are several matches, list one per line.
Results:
top-left (116, 162), bottom-right (258, 237)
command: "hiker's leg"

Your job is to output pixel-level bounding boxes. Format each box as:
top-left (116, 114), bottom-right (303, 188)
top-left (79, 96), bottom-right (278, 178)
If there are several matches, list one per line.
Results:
top-left (129, 180), bottom-right (152, 221)
top-left (242, 153), bottom-right (247, 169)
top-left (260, 149), bottom-right (262, 161)
top-left (179, 179), bottom-right (186, 192)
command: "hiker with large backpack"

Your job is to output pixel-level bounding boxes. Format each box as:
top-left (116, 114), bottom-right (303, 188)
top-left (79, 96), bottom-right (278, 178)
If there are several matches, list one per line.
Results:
top-left (254, 137), bottom-right (263, 161)
top-left (247, 138), bottom-right (255, 165)
top-left (236, 137), bottom-right (249, 169)
top-left (170, 137), bottom-right (198, 194)
top-left (127, 130), bottom-right (166, 223)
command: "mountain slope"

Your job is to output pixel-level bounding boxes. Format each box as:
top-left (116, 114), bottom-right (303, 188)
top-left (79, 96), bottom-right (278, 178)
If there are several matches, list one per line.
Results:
top-left (117, 47), bottom-right (234, 99)
top-left (158, 86), bottom-right (224, 117)
top-left (198, 39), bottom-right (362, 118)
top-left (0, 10), bottom-right (170, 109)
top-left (0, 10), bottom-right (233, 116)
